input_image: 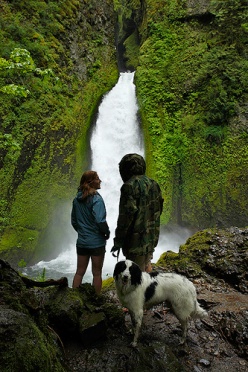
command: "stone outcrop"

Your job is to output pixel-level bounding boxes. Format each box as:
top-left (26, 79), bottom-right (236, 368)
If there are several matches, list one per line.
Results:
top-left (0, 259), bottom-right (123, 371)
top-left (186, 0), bottom-right (211, 16)
top-left (158, 226), bottom-right (248, 294)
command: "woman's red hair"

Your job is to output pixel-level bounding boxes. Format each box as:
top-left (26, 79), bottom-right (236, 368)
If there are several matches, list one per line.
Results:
top-left (78, 171), bottom-right (98, 199)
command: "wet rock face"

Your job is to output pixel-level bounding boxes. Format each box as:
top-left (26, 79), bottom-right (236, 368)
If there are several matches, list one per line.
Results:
top-left (67, 0), bottom-right (116, 81)
top-left (159, 227), bottom-right (248, 293)
top-left (202, 227), bottom-right (248, 293)
top-left (0, 226), bottom-right (248, 371)
top-left (186, 0), bottom-right (211, 16)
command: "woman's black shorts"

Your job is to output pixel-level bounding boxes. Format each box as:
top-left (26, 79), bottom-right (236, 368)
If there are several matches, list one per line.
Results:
top-left (76, 246), bottom-right (105, 256)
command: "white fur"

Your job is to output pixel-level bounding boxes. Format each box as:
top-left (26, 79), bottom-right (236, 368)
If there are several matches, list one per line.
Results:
top-left (113, 259), bottom-right (208, 347)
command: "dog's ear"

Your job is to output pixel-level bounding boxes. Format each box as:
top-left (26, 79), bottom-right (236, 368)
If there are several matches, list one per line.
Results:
top-left (113, 261), bottom-right (127, 280)
top-left (149, 271), bottom-right (159, 278)
top-left (129, 262), bottom-right (142, 286)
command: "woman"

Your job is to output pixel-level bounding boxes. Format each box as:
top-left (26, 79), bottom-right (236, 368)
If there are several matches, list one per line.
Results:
top-left (71, 171), bottom-right (110, 294)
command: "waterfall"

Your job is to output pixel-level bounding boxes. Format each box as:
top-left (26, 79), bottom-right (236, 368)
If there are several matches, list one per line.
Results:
top-left (90, 72), bottom-right (144, 243)
top-left (88, 71), bottom-right (145, 279)
top-left (23, 72), bottom-right (191, 286)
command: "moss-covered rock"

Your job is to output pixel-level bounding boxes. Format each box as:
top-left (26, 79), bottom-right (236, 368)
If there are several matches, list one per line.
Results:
top-left (0, 259), bottom-right (125, 371)
top-left (157, 227), bottom-right (248, 293)
top-left (0, 309), bottom-right (64, 372)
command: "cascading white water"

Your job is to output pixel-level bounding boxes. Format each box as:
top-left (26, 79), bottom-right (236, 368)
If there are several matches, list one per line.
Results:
top-left (24, 72), bottom-right (191, 286)
top-left (88, 72), bottom-right (145, 279)
top-left (90, 71), bottom-right (144, 244)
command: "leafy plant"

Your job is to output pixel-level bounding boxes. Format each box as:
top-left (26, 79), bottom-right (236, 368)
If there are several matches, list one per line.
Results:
top-left (36, 268), bottom-right (46, 282)
top-left (18, 258), bottom-right (27, 268)
top-left (204, 126), bottom-right (226, 144)
top-left (0, 48), bottom-right (53, 97)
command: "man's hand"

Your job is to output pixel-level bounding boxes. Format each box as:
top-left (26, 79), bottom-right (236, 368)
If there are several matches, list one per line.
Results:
top-left (105, 231), bottom-right (110, 240)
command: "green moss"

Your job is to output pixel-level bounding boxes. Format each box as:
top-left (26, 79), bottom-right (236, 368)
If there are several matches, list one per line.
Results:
top-left (180, 230), bottom-right (216, 253)
top-left (0, 312), bottom-right (64, 371)
top-left (1, 227), bottom-right (38, 251)
top-left (157, 250), bottom-right (190, 272)
top-left (156, 228), bottom-right (220, 275)
top-left (123, 30), bottom-right (140, 70)
top-left (102, 277), bottom-right (115, 292)
top-left (0, 227), bottom-right (39, 265)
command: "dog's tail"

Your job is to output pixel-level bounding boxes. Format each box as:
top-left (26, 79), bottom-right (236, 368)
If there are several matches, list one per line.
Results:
top-left (193, 301), bottom-right (208, 319)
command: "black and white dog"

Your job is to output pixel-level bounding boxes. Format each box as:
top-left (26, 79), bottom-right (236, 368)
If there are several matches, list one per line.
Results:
top-left (113, 259), bottom-right (208, 347)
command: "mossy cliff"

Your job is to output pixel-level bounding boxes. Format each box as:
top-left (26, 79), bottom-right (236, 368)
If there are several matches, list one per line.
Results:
top-left (0, 0), bottom-right (118, 264)
top-left (1, 0), bottom-right (248, 265)
top-left (117, 0), bottom-right (248, 228)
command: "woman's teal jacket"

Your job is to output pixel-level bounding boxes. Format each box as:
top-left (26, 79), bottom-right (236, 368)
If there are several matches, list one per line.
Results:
top-left (71, 191), bottom-right (110, 249)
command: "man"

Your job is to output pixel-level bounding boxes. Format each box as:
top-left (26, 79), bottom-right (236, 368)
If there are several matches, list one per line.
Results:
top-left (111, 153), bottom-right (164, 272)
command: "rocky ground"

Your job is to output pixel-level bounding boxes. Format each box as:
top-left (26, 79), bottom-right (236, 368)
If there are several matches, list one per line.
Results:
top-left (65, 281), bottom-right (247, 372)
top-left (1, 227), bottom-right (247, 371)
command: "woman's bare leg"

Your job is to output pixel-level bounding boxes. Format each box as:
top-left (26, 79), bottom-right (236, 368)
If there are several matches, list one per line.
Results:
top-left (72, 255), bottom-right (90, 288)
top-left (91, 254), bottom-right (105, 294)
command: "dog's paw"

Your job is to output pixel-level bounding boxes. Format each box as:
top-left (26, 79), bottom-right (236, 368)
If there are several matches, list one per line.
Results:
top-left (179, 337), bottom-right (186, 345)
top-left (130, 341), bottom-right (138, 348)
top-left (126, 328), bottom-right (133, 335)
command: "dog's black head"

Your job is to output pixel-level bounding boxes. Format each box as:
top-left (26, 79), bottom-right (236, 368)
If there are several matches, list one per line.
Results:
top-left (129, 261), bottom-right (142, 286)
top-left (113, 260), bottom-right (127, 281)
top-left (113, 260), bottom-right (142, 287)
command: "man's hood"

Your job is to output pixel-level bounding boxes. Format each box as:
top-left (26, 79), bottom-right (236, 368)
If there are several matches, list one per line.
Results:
top-left (119, 153), bottom-right (146, 182)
